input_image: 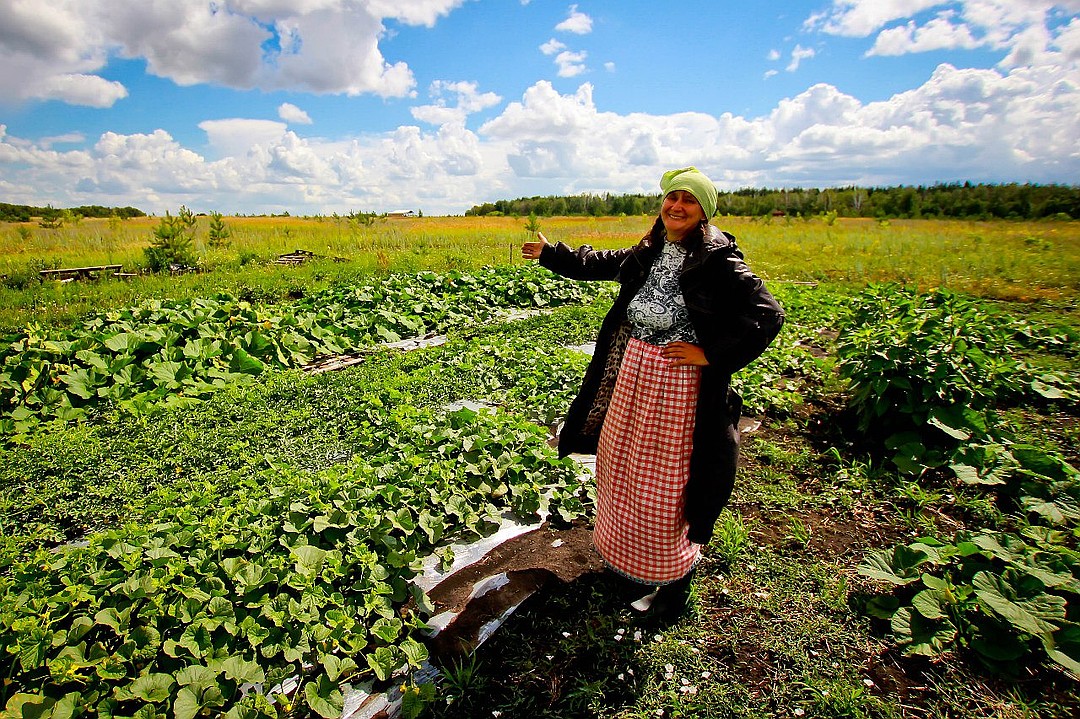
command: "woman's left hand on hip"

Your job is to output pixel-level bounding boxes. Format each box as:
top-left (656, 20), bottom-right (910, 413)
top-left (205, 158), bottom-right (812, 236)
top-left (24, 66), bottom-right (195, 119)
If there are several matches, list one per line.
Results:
top-left (662, 342), bottom-right (709, 366)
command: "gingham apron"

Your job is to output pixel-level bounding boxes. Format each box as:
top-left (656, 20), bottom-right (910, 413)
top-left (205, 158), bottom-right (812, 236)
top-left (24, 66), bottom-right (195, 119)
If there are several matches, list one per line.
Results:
top-left (593, 337), bottom-right (701, 585)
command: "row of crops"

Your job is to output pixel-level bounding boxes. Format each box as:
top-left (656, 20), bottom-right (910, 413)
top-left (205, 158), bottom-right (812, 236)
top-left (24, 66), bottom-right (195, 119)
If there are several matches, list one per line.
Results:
top-left (1, 264), bottom-right (1078, 716)
top-left (839, 286), bottom-right (1080, 677)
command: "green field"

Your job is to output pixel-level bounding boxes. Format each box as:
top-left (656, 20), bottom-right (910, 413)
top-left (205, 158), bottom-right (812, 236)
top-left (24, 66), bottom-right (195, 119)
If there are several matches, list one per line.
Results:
top-left (1, 215), bottom-right (1078, 718)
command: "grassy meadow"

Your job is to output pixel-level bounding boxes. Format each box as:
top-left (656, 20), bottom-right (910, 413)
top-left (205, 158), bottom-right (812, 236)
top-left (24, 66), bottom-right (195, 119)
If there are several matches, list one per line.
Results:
top-left (1, 213), bottom-right (1078, 333)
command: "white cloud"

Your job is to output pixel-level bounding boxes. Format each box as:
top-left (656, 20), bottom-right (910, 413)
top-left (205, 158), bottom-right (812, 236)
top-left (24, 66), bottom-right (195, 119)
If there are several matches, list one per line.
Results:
top-left (39, 74), bottom-right (129, 108)
top-left (541, 38), bottom-right (566, 55)
top-left (412, 80), bottom-right (502, 126)
top-left (0, 0), bottom-right (470, 107)
top-left (767, 49), bottom-right (782, 61)
top-left (1, 32), bottom-right (1077, 215)
top-left (554, 50), bottom-right (589, 77)
top-left (787, 45), bottom-right (816, 71)
top-left (868, 14), bottom-right (982, 55)
top-left (541, 38), bottom-right (587, 77)
top-left (806, 0), bottom-right (953, 37)
top-left (199, 119), bottom-right (289, 158)
top-left (39, 133), bottom-right (85, 149)
top-left (556, 5), bottom-right (593, 34)
top-left (808, 0), bottom-right (1080, 65)
top-left (604, 61), bottom-right (616, 72)
top-left (278, 103), bottom-right (313, 125)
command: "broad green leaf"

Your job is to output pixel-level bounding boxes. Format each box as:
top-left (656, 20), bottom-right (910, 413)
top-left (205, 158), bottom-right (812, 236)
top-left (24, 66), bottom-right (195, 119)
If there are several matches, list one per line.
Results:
top-left (229, 348), bottom-right (265, 376)
top-left (365, 646), bottom-right (399, 682)
top-left (321, 654), bottom-right (358, 682)
top-left (175, 663), bottom-right (220, 692)
top-left (2, 693), bottom-right (53, 719)
top-left (172, 686), bottom-right (213, 719)
top-left (890, 606), bottom-right (957, 656)
top-left (103, 332), bottom-right (142, 353)
top-left (972, 570), bottom-right (1066, 637)
top-left (858, 545), bottom-right (929, 585)
top-left (1043, 625), bottom-right (1080, 679)
top-left (1021, 495), bottom-right (1080, 524)
top-left (400, 637), bottom-right (429, 668)
top-left (95, 606), bottom-right (132, 635)
top-left (304, 674), bottom-right (345, 719)
top-left (221, 655), bottom-right (265, 684)
top-left (371, 617), bottom-right (403, 644)
top-left (59, 367), bottom-right (99, 400)
top-left (293, 545), bottom-right (328, 575)
top-left (66, 616), bottom-right (93, 644)
top-left (148, 359), bottom-right (193, 389)
top-left (911, 588), bottom-right (949, 620)
top-left (130, 673), bottom-right (175, 702)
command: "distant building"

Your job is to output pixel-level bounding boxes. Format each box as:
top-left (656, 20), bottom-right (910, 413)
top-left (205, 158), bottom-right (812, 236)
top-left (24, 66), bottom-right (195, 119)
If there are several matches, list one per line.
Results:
top-left (386, 209), bottom-right (417, 218)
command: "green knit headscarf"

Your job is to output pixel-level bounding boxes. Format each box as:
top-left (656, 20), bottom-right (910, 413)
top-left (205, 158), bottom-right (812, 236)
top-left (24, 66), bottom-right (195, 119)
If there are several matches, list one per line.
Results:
top-left (660, 167), bottom-right (718, 220)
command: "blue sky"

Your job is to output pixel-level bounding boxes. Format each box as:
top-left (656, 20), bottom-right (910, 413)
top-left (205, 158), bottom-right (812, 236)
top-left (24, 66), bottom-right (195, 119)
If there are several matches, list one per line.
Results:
top-left (0, 0), bottom-right (1077, 215)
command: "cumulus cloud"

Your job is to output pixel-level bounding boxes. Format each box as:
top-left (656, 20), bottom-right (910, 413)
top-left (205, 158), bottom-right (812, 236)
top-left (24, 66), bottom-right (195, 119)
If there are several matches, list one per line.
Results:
top-left (199, 119), bottom-right (289, 158)
top-left (808, 0), bottom-right (1080, 65)
top-left (541, 38), bottom-right (588, 77)
top-left (3, 56), bottom-right (1078, 214)
top-left (868, 13), bottom-right (982, 55)
top-left (278, 103), bottom-right (313, 125)
top-left (805, 0), bottom-right (947, 37)
top-left (2, 0), bottom-right (1078, 216)
top-left (412, 80), bottom-right (502, 126)
top-left (541, 38), bottom-right (566, 55)
top-left (0, 0), bottom-right (468, 106)
top-left (556, 5), bottom-right (593, 34)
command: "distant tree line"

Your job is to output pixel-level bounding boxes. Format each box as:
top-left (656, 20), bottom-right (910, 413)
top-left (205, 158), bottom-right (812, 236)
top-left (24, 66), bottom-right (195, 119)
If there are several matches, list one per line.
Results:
top-left (466, 182), bottom-right (1079, 220)
top-left (0, 203), bottom-right (146, 223)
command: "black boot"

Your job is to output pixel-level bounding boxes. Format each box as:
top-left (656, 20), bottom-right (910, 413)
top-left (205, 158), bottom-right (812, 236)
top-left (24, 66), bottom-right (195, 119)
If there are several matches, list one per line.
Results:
top-left (645, 568), bottom-right (696, 620)
top-left (605, 569), bottom-right (654, 604)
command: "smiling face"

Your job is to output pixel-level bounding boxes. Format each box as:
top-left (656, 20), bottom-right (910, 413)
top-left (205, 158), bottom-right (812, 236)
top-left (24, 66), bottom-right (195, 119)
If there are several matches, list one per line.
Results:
top-left (661, 190), bottom-right (706, 242)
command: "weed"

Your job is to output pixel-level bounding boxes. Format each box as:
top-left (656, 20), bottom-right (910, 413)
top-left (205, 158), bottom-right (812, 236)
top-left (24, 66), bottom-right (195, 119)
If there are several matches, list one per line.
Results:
top-left (785, 516), bottom-right (812, 548)
top-left (711, 510), bottom-right (750, 568)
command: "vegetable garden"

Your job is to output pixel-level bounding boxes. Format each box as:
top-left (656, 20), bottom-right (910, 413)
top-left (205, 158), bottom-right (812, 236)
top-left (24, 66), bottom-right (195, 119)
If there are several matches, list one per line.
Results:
top-left (1, 215), bottom-right (1078, 717)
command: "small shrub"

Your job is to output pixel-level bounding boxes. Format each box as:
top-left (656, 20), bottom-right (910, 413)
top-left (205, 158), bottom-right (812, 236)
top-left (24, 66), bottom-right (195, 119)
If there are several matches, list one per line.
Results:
top-left (145, 210), bottom-right (197, 272)
top-left (207, 211), bottom-right (232, 248)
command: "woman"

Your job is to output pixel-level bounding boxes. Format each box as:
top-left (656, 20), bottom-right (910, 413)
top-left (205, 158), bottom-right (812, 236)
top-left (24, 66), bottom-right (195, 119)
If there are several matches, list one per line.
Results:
top-left (521, 167), bottom-right (784, 618)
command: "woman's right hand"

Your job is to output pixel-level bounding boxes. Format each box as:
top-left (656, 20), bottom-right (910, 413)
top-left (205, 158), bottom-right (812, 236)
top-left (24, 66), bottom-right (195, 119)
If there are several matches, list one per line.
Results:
top-left (521, 232), bottom-right (549, 260)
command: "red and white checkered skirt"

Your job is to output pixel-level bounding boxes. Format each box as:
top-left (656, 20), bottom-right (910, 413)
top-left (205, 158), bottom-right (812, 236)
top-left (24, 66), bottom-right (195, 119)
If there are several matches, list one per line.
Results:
top-left (593, 337), bottom-right (702, 585)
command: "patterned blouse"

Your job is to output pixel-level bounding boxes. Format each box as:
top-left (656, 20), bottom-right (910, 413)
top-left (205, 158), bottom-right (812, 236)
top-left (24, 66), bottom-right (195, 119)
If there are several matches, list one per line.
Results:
top-left (626, 239), bottom-right (698, 346)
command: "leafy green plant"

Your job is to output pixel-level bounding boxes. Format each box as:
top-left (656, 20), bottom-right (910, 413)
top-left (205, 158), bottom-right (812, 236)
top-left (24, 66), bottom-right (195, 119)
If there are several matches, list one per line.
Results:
top-left (950, 441), bottom-right (1080, 527)
top-left (837, 285), bottom-right (1025, 439)
top-left (712, 510), bottom-right (750, 568)
top-left (0, 265), bottom-right (605, 434)
top-left (0, 405), bottom-right (592, 716)
top-left (858, 529), bottom-right (1080, 679)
